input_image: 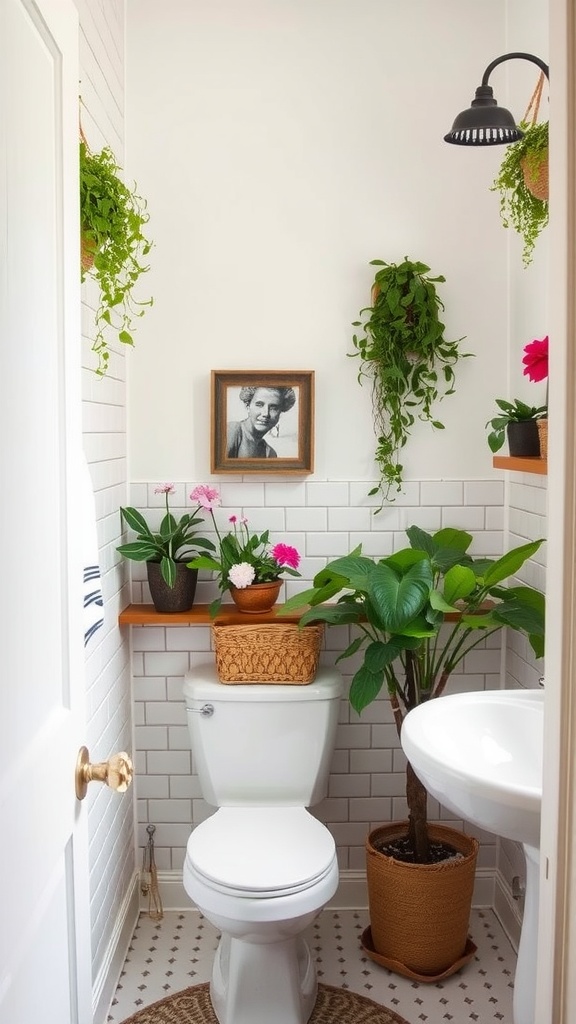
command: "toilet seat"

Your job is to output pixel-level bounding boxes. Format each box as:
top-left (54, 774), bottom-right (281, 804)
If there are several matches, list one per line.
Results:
top-left (187, 807), bottom-right (336, 898)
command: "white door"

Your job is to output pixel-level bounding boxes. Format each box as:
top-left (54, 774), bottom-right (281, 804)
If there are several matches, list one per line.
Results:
top-left (0, 1), bottom-right (93, 1022)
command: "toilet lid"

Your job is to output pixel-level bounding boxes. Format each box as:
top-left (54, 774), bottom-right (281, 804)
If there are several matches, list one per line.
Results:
top-left (187, 807), bottom-right (336, 897)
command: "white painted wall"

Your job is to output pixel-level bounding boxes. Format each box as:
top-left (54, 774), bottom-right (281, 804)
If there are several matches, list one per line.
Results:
top-left (121, 0), bottom-right (548, 934)
top-left (125, 0), bottom-right (518, 486)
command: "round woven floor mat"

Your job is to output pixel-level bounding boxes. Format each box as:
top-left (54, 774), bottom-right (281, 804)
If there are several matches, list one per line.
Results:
top-left (120, 982), bottom-right (410, 1024)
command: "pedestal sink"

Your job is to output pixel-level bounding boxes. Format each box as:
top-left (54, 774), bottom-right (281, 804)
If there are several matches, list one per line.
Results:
top-left (401, 688), bottom-right (543, 1024)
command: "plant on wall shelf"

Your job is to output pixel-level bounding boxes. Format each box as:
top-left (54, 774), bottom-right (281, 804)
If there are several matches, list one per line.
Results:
top-left (351, 258), bottom-right (470, 509)
top-left (490, 120), bottom-right (549, 266)
top-left (80, 138), bottom-right (153, 375)
top-left (486, 398), bottom-right (547, 453)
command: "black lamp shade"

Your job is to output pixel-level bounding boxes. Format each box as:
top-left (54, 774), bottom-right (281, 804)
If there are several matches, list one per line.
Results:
top-left (444, 86), bottom-right (524, 146)
top-left (444, 54), bottom-right (549, 147)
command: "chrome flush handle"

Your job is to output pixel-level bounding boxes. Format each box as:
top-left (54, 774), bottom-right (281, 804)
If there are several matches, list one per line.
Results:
top-left (189, 703), bottom-right (214, 717)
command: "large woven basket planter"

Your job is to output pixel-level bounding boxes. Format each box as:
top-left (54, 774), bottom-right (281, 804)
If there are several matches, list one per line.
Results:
top-left (362, 821), bottom-right (479, 982)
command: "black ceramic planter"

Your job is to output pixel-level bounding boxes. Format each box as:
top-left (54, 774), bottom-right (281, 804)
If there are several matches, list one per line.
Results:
top-left (507, 420), bottom-right (541, 457)
top-left (146, 562), bottom-right (198, 613)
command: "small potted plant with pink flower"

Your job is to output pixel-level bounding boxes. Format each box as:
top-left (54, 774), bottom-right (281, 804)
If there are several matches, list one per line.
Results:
top-left (117, 484), bottom-right (216, 612)
top-left (187, 486), bottom-right (301, 616)
top-left (486, 334), bottom-right (549, 457)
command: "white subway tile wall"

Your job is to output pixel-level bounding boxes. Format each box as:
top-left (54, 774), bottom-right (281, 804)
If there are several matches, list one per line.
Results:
top-left (80, 0), bottom-right (134, 996)
top-left (125, 475), bottom-right (548, 877)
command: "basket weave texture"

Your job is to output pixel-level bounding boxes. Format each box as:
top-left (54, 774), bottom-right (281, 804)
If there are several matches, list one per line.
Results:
top-left (366, 821), bottom-right (478, 977)
top-left (212, 623), bottom-right (324, 683)
top-left (537, 418), bottom-right (548, 458)
top-left (521, 151), bottom-right (549, 201)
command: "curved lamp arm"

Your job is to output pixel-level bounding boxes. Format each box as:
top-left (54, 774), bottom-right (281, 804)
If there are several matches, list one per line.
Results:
top-left (481, 52), bottom-right (550, 86)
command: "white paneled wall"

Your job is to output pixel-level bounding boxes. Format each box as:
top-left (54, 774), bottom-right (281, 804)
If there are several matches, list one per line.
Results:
top-left (125, 475), bottom-right (522, 877)
top-left (75, 0), bottom-right (135, 1007)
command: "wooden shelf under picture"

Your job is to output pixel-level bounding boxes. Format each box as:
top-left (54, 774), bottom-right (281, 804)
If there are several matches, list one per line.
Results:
top-left (493, 455), bottom-right (547, 475)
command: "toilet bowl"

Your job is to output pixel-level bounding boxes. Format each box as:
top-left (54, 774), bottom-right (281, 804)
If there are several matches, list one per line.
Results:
top-left (182, 666), bottom-right (343, 1024)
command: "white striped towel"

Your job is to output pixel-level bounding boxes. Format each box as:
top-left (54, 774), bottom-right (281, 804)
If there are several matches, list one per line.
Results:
top-left (81, 455), bottom-right (104, 647)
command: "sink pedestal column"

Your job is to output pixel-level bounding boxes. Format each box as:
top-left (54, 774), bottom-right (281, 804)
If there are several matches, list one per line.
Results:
top-left (514, 844), bottom-right (539, 1024)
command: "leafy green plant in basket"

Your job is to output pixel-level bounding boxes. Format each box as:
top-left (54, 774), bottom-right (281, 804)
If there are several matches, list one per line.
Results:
top-left (490, 120), bottom-right (549, 266)
top-left (279, 525), bottom-right (545, 864)
top-left (351, 259), bottom-right (470, 510)
top-left (80, 139), bottom-right (153, 375)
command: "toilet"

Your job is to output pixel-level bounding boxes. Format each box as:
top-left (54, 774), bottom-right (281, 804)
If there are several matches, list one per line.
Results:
top-left (182, 664), bottom-right (343, 1024)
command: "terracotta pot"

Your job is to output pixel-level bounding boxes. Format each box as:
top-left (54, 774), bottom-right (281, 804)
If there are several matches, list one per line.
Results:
top-left (507, 420), bottom-right (541, 457)
top-left (229, 580), bottom-right (282, 614)
top-left (146, 562), bottom-right (198, 613)
top-left (362, 821), bottom-right (478, 981)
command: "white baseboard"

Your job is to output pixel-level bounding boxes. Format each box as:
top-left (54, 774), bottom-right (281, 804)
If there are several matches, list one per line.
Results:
top-left (93, 873), bottom-right (140, 1024)
top-left (493, 868), bottom-right (522, 952)
top-left (142, 866), bottom-right (497, 914)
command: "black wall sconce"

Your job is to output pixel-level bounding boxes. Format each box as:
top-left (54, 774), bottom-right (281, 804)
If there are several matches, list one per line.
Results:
top-left (444, 52), bottom-right (550, 146)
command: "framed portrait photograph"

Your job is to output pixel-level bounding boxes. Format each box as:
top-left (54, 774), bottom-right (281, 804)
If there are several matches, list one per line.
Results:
top-left (211, 370), bottom-right (315, 474)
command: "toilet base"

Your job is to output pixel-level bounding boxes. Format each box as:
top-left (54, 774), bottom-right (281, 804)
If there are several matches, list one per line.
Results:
top-left (211, 931), bottom-right (317, 1024)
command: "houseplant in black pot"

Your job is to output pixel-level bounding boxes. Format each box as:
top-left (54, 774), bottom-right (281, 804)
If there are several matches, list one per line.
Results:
top-left (117, 484), bottom-right (216, 612)
top-left (280, 525), bottom-right (545, 979)
top-left (351, 258), bottom-right (470, 509)
top-left (486, 398), bottom-right (547, 456)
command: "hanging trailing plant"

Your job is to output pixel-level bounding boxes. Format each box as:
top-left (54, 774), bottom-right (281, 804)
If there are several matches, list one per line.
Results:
top-left (490, 120), bottom-right (549, 266)
top-left (80, 138), bottom-right (153, 375)
top-left (351, 258), bottom-right (469, 509)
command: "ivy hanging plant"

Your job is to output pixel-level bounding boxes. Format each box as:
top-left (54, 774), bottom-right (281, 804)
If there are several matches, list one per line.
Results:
top-left (351, 258), bottom-right (470, 509)
top-left (80, 138), bottom-right (153, 375)
top-left (490, 120), bottom-right (549, 266)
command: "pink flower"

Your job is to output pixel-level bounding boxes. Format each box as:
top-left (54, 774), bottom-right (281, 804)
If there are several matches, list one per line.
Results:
top-left (240, 516), bottom-right (249, 525)
top-left (271, 543), bottom-right (301, 569)
top-left (190, 484), bottom-right (221, 511)
top-left (522, 336), bottom-right (549, 383)
top-left (229, 514), bottom-right (237, 524)
top-left (154, 483), bottom-right (175, 494)
top-left (228, 562), bottom-right (256, 588)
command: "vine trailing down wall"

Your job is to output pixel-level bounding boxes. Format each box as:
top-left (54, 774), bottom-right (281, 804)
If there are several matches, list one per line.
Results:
top-left (351, 258), bottom-right (471, 509)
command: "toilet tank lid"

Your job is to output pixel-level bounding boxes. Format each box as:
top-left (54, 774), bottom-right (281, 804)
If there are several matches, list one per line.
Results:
top-left (183, 665), bottom-right (343, 702)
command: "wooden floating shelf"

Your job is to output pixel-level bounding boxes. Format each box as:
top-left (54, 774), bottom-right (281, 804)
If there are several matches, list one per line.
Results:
top-left (493, 455), bottom-right (547, 476)
top-left (118, 603), bottom-right (303, 626)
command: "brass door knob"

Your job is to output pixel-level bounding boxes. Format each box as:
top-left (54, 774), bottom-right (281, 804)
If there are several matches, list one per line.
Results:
top-left (75, 745), bottom-right (134, 801)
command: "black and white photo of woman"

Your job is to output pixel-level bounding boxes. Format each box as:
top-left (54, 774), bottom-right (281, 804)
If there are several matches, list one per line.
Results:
top-left (226, 385), bottom-right (298, 459)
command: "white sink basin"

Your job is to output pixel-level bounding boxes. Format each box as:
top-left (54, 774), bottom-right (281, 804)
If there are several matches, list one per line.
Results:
top-left (401, 688), bottom-right (543, 847)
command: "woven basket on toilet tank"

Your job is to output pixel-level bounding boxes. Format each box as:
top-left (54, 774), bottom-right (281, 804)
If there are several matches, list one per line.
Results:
top-left (212, 623), bottom-right (324, 683)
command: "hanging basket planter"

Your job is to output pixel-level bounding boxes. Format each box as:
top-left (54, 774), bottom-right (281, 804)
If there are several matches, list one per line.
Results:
top-left (521, 147), bottom-right (549, 201)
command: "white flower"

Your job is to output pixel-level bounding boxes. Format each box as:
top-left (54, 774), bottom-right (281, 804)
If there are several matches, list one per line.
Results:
top-left (228, 562), bottom-right (256, 589)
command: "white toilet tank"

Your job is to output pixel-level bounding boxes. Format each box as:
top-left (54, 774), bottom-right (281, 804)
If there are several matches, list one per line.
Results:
top-left (183, 665), bottom-right (343, 807)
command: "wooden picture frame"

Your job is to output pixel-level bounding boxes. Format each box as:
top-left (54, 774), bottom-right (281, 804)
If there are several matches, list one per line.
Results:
top-left (211, 370), bottom-right (315, 474)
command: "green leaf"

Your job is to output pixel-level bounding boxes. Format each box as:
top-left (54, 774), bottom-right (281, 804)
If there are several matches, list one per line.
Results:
top-left (335, 634), bottom-right (365, 663)
top-left (120, 506), bottom-right (153, 537)
top-left (349, 664), bottom-right (384, 714)
top-left (368, 559), bottom-right (433, 631)
top-left (483, 540), bottom-right (544, 586)
top-left (161, 556), bottom-right (176, 587)
top-left (442, 564), bottom-right (477, 604)
top-left (116, 541), bottom-right (159, 561)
